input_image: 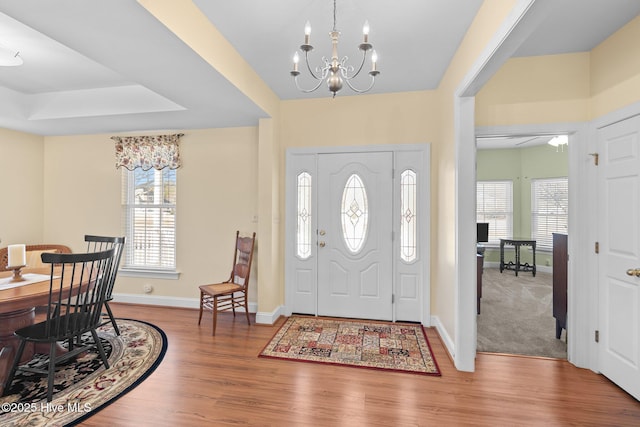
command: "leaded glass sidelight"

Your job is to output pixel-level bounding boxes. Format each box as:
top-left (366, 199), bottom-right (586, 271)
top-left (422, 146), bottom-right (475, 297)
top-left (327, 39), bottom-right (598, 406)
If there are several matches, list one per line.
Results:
top-left (341, 174), bottom-right (369, 253)
top-left (296, 172), bottom-right (312, 259)
top-left (400, 169), bottom-right (417, 262)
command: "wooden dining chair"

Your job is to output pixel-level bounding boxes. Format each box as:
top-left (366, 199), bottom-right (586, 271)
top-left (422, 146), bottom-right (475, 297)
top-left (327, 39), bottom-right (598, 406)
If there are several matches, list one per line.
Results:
top-left (198, 231), bottom-right (256, 336)
top-left (84, 235), bottom-right (125, 335)
top-left (0, 244), bottom-right (72, 272)
top-left (3, 249), bottom-right (116, 402)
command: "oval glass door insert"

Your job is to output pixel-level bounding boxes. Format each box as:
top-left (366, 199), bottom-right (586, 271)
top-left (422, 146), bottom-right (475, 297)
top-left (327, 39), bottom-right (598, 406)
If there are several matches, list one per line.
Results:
top-left (341, 173), bottom-right (369, 253)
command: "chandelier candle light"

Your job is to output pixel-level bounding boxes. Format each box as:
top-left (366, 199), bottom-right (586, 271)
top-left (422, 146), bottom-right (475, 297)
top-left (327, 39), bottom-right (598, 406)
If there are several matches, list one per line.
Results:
top-left (7, 243), bottom-right (27, 282)
top-left (290, 0), bottom-right (379, 97)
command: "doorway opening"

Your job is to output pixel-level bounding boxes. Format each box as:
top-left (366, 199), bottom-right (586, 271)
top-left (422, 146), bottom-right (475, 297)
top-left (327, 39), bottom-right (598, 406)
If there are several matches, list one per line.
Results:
top-left (475, 134), bottom-right (569, 358)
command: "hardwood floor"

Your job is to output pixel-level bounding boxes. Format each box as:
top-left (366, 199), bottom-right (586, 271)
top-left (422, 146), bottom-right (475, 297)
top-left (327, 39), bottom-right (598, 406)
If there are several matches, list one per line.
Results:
top-left (81, 303), bottom-right (640, 426)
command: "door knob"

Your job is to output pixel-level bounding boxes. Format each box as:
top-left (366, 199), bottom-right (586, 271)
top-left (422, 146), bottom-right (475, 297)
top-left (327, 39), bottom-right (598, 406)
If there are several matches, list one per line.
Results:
top-left (319, 241), bottom-right (326, 248)
top-left (626, 268), bottom-right (640, 277)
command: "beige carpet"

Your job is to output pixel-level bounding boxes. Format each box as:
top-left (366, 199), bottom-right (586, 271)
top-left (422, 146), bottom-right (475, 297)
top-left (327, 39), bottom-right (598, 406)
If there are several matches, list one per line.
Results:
top-left (477, 267), bottom-right (567, 358)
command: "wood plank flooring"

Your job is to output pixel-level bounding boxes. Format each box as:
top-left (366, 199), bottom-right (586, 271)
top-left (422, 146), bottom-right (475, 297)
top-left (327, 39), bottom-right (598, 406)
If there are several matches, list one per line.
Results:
top-left (80, 303), bottom-right (640, 426)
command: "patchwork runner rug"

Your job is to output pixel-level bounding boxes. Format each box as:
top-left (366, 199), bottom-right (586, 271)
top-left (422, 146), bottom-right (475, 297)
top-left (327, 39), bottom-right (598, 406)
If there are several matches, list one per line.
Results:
top-left (259, 316), bottom-right (440, 376)
top-left (0, 318), bottom-right (167, 426)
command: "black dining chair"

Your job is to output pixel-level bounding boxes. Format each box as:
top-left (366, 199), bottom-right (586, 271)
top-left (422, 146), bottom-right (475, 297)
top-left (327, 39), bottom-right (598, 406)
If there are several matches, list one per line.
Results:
top-left (84, 235), bottom-right (125, 335)
top-left (3, 248), bottom-right (116, 402)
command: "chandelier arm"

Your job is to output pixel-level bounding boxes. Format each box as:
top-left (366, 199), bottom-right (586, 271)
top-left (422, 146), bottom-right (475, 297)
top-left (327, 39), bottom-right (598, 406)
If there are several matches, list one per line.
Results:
top-left (303, 51), bottom-right (325, 80)
top-left (342, 74), bottom-right (377, 93)
top-left (293, 74), bottom-right (327, 93)
top-left (342, 50), bottom-right (367, 80)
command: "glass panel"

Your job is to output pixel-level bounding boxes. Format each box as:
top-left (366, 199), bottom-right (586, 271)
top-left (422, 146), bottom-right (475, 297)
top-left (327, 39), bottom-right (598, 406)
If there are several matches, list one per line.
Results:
top-left (341, 174), bottom-right (368, 253)
top-left (400, 169), bottom-right (417, 262)
top-left (123, 168), bottom-right (177, 269)
top-left (296, 172), bottom-right (312, 259)
top-left (531, 177), bottom-right (568, 249)
top-left (476, 180), bottom-right (513, 244)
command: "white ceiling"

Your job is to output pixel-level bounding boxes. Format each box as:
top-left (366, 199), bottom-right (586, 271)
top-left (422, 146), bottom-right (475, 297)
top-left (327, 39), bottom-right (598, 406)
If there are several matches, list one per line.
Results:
top-left (0, 0), bottom-right (639, 136)
top-left (476, 135), bottom-right (558, 150)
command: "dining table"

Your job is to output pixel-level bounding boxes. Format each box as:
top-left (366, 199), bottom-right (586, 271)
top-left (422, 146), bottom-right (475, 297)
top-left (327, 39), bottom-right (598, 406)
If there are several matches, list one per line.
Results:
top-left (0, 267), bottom-right (77, 396)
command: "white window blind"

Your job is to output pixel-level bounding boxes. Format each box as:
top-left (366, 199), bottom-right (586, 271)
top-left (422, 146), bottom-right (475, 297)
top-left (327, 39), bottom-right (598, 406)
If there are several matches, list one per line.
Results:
top-left (532, 177), bottom-right (568, 249)
top-left (122, 168), bottom-right (177, 270)
top-left (476, 180), bottom-right (513, 244)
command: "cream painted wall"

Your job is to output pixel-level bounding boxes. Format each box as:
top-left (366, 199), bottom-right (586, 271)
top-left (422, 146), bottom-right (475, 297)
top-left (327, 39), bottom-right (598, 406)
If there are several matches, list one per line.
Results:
top-left (476, 15), bottom-right (640, 126)
top-left (0, 128), bottom-right (44, 246)
top-left (281, 91), bottom-right (441, 148)
top-left (475, 53), bottom-right (591, 126)
top-left (590, 15), bottom-right (640, 118)
top-left (42, 128), bottom-right (259, 302)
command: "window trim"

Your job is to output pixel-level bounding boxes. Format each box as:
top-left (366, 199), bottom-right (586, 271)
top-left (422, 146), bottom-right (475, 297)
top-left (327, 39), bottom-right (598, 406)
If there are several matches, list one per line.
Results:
top-left (121, 168), bottom-right (179, 276)
top-left (118, 267), bottom-right (180, 280)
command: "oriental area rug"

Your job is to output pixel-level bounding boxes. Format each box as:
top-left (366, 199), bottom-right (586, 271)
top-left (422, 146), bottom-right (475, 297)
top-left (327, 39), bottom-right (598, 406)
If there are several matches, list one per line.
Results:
top-left (259, 315), bottom-right (441, 376)
top-left (0, 318), bottom-right (167, 426)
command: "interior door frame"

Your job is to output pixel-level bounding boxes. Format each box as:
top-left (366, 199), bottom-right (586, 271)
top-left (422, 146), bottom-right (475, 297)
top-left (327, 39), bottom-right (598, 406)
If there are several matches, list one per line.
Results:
top-left (475, 123), bottom-right (589, 363)
top-left (454, 0), bottom-right (556, 371)
top-left (284, 143), bottom-right (431, 325)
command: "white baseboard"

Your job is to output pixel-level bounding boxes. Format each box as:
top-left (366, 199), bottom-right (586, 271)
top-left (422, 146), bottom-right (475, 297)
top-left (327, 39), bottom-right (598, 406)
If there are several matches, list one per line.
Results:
top-left (431, 314), bottom-right (455, 360)
top-left (112, 293), bottom-right (257, 313)
top-left (255, 305), bottom-right (285, 325)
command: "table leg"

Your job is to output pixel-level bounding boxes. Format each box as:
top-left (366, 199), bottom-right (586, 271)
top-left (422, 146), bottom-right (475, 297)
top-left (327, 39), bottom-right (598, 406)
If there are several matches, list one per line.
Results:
top-left (499, 240), bottom-right (505, 273)
top-left (532, 243), bottom-right (537, 277)
top-left (515, 243), bottom-right (520, 276)
top-left (0, 345), bottom-right (13, 396)
top-left (0, 308), bottom-right (68, 395)
top-left (0, 308), bottom-right (35, 395)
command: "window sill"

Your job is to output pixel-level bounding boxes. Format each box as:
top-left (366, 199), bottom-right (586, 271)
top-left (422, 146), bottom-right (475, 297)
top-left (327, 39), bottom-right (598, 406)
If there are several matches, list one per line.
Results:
top-left (119, 268), bottom-right (181, 280)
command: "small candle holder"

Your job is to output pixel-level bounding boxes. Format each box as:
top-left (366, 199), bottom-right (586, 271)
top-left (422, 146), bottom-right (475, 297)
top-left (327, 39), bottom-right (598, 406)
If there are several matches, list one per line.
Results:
top-left (7, 264), bottom-right (26, 283)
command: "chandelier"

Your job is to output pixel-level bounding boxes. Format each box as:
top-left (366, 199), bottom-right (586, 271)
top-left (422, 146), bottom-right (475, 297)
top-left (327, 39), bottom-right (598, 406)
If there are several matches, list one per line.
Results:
top-left (290, 0), bottom-right (379, 97)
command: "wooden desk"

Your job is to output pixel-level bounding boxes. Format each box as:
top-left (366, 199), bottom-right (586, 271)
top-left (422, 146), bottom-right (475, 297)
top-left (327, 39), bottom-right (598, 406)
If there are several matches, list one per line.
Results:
top-left (499, 238), bottom-right (536, 277)
top-left (0, 268), bottom-right (71, 395)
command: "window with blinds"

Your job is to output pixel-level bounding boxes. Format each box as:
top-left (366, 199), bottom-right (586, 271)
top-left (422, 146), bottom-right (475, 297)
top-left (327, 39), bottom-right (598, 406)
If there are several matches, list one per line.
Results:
top-left (476, 180), bottom-right (513, 244)
top-left (531, 177), bottom-right (568, 249)
top-left (121, 168), bottom-right (177, 270)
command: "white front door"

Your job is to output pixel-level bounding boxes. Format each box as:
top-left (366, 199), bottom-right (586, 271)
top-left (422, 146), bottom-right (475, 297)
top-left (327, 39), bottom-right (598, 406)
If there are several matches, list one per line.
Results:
top-left (316, 152), bottom-right (393, 320)
top-left (598, 115), bottom-right (640, 401)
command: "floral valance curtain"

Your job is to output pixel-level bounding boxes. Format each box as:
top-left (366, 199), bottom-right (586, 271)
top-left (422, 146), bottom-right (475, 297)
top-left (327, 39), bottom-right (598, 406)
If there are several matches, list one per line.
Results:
top-left (112, 133), bottom-right (184, 170)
